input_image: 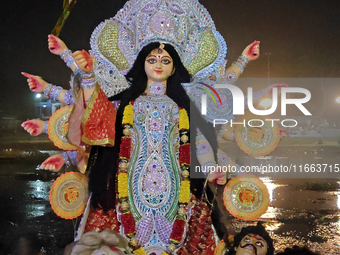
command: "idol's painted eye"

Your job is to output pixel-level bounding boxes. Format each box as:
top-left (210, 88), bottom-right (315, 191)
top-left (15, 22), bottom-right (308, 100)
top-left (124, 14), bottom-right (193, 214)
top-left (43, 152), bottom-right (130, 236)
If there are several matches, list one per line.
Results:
top-left (146, 58), bottom-right (157, 64)
top-left (161, 59), bottom-right (172, 65)
top-left (255, 241), bottom-right (264, 247)
top-left (244, 237), bottom-right (251, 242)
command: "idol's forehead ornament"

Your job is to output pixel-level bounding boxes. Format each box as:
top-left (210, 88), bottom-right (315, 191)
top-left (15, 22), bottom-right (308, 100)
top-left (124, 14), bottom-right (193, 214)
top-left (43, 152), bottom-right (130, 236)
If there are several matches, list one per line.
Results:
top-left (90, 0), bottom-right (227, 89)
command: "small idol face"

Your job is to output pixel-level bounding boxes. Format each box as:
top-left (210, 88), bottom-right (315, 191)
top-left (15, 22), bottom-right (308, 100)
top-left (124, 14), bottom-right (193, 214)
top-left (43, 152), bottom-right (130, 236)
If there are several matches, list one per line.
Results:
top-left (234, 234), bottom-right (268, 255)
top-left (144, 48), bottom-right (174, 83)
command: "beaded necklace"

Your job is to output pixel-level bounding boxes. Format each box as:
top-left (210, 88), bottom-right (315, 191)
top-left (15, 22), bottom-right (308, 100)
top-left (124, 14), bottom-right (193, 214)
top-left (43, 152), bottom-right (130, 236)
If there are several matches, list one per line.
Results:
top-left (117, 100), bottom-right (191, 255)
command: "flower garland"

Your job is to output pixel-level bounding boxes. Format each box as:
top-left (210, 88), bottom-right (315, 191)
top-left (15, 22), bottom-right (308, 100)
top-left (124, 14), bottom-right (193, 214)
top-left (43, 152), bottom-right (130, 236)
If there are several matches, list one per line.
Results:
top-left (117, 102), bottom-right (191, 254)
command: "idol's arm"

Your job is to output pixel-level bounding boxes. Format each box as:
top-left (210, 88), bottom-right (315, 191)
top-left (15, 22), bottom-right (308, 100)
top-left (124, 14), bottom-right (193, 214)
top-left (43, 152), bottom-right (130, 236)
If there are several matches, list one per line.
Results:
top-left (66, 51), bottom-right (115, 147)
top-left (72, 50), bottom-right (96, 102)
top-left (21, 48), bottom-right (99, 105)
top-left (38, 151), bottom-right (78, 171)
top-left (48, 34), bottom-right (80, 74)
top-left (22, 72), bottom-right (74, 105)
top-left (21, 119), bottom-right (45, 136)
top-left (195, 130), bottom-right (226, 185)
top-left (217, 41), bottom-right (260, 84)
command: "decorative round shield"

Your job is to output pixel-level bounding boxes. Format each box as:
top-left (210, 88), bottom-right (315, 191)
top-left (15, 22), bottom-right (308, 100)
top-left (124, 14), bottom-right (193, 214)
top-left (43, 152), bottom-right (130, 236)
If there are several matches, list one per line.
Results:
top-left (234, 112), bottom-right (280, 156)
top-left (223, 174), bottom-right (269, 221)
top-left (214, 240), bottom-right (227, 255)
top-left (50, 172), bottom-right (88, 219)
top-left (48, 105), bottom-right (77, 150)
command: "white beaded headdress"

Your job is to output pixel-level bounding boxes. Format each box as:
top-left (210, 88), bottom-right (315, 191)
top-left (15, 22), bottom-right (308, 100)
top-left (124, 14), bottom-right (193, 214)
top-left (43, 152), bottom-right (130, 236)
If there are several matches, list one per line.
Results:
top-left (90, 0), bottom-right (227, 84)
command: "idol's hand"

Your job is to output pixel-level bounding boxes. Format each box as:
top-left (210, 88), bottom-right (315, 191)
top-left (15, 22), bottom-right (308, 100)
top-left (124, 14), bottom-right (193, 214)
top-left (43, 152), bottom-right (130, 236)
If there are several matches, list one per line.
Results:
top-left (48, 34), bottom-right (68, 55)
top-left (216, 177), bottom-right (227, 185)
top-left (40, 154), bottom-right (65, 172)
top-left (266, 83), bottom-right (288, 96)
top-left (242, 40), bottom-right (260, 61)
top-left (279, 128), bottom-right (288, 139)
top-left (21, 120), bottom-right (44, 136)
top-left (207, 74), bottom-right (217, 81)
top-left (208, 171), bottom-right (227, 185)
top-left (73, 50), bottom-right (93, 72)
top-left (21, 72), bottom-right (47, 92)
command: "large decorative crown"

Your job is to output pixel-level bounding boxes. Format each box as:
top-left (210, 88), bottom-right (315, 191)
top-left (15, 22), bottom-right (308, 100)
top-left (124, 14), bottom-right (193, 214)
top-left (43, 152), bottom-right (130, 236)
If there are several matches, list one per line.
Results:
top-left (90, 0), bottom-right (227, 79)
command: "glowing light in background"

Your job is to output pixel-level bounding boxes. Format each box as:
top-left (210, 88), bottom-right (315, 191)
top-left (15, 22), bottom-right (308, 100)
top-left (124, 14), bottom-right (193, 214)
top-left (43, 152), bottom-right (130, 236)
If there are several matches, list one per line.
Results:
top-left (265, 222), bottom-right (284, 232)
top-left (336, 97), bottom-right (340, 104)
top-left (261, 177), bottom-right (287, 202)
top-left (260, 177), bottom-right (287, 219)
top-left (259, 98), bottom-right (273, 109)
top-left (261, 206), bottom-right (281, 219)
top-left (25, 180), bottom-right (52, 219)
top-left (337, 181), bottom-right (340, 209)
top-left (27, 180), bottom-right (50, 200)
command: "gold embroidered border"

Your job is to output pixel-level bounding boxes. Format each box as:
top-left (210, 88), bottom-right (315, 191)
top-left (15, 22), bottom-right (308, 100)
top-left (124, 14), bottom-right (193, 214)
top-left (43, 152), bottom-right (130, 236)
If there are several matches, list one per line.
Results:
top-left (81, 136), bottom-right (115, 147)
top-left (66, 89), bottom-right (87, 153)
top-left (81, 84), bottom-right (115, 146)
top-left (82, 83), bottom-right (100, 130)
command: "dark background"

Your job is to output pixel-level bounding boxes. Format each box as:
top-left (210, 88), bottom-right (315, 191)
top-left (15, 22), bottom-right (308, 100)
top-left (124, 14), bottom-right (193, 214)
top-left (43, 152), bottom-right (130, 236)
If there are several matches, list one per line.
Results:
top-left (1, 0), bottom-right (340, 118)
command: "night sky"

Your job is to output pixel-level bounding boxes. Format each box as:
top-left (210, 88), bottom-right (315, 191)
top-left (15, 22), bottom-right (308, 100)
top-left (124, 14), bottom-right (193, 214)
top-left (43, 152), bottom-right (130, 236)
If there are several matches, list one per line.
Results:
top-left (1, 0), bottom-right (340, 118)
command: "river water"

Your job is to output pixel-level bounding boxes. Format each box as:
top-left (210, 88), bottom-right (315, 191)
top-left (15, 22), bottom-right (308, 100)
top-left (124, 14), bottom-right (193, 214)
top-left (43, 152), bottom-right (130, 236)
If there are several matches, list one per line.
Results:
top-left (0, 158), bottom-right (75, 255)
top-left (218, 138), bottom-right (340, 254)
top-left (0, 138), bottom-right (340, 254)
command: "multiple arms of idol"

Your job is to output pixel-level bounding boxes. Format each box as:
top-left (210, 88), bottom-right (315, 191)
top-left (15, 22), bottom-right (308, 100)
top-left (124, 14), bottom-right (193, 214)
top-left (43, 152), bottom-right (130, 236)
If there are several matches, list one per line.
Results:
top-left (21, 36), bottom-right (96, 171)
top-left (21, 36), bottom-right (272, 181)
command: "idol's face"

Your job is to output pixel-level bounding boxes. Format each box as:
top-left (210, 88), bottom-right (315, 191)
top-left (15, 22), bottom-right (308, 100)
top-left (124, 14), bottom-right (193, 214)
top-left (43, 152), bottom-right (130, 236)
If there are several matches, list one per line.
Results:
top-left (234, 234), bottom-right (268, 255)
top-left (144, 47), bottom-right (174, 83)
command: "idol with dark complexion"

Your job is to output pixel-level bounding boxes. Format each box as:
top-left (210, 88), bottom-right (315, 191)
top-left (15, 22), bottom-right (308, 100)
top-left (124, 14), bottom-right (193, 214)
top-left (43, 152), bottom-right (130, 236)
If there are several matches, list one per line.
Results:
top-left (227, 222), bottom-right (274, 255)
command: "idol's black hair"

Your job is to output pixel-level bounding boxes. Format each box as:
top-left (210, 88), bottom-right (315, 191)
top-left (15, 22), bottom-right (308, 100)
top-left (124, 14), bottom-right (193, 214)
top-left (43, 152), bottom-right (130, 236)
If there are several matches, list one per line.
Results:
top-left (276, 246), bottom-right (320, 255)
top-left (87, 42), bottom-right (219, 220)
top-left (227, 222), bottom-right (274, 255)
